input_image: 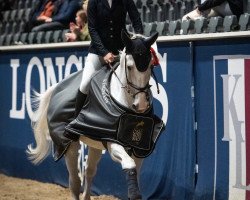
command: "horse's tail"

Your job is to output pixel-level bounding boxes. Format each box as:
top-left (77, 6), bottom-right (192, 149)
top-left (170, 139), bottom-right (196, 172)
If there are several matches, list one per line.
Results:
top-left (26, 85), bottom-right (56, 165)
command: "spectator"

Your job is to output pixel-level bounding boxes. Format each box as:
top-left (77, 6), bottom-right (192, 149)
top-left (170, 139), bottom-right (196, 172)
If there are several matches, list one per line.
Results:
top-left (31, 0), bottom-right (80, 32)
top-left (65, 9), bottom-right (90, 42)
top-left (182, 0), bottom-right (243, 21)
top-left (26, 0), bottom-right (56, 31)
top-left (0, 0), bottom-right (16, 11)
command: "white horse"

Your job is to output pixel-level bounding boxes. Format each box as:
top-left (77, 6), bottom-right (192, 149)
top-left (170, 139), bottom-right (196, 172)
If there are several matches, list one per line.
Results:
top-left (27, 31), bottom-right (162, 200)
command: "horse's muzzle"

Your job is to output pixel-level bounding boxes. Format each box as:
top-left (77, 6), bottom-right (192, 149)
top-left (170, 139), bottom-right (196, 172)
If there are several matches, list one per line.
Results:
top-left (132, 93), bottom-right (150, 113)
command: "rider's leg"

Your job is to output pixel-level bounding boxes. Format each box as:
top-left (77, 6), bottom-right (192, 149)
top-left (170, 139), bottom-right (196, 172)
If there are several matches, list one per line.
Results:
top-left (79, 53), bottom-right (105, 94)
top-left (107, 143), bottom-right (141, 200)
top-left (76, 53), bottom-right (105, 116)
top-left (74, 90), bottom-right (87, 118)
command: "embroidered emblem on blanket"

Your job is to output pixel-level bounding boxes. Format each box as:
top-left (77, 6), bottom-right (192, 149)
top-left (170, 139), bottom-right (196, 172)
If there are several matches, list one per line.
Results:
top-left (132, 121), bottom-right (144, 142)
top-left (117, 113), bottom-right (154, 150)
top-left (101, 77), bottom-right (110, 104)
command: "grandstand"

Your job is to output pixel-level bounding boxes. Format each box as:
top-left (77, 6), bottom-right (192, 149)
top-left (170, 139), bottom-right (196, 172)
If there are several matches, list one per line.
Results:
top-left (0, 0), bottom-right (250, 46)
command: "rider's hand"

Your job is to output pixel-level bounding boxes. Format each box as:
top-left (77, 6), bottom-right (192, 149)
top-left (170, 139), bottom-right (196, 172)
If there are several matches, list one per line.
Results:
top-left (104, 53), bottom-right (115, 64)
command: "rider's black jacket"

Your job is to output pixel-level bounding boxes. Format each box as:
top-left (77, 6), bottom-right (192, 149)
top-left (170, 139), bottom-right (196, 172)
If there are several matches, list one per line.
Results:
top-left (87, 0), bottom-right (143, 57)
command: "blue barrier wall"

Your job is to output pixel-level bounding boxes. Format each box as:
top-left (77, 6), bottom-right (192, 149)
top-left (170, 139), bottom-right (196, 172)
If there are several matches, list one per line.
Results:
top-left (194, 38), bottom-right (250, 200)
top-left (0, 36), bottom-right (250, 199)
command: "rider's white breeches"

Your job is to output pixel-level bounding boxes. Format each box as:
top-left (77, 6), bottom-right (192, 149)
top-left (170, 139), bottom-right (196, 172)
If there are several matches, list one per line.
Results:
top-left (79, 53), bottom-right (105, 94)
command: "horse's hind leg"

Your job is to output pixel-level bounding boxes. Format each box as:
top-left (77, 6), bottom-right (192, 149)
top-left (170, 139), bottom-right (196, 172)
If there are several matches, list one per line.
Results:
top-left (65, 141), bottom-right (81, 200)
top-left (107, 143), bottom-right (142, 200)
top-left (83, 147), bottom-right (102, 200)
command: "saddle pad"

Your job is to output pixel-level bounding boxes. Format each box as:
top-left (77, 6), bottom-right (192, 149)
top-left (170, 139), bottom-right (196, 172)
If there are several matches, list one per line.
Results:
top-left (117, 113), bottom-right (154, 150)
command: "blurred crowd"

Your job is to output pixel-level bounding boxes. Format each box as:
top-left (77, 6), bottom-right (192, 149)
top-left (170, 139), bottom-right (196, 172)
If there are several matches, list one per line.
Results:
top-left (27, 0), bottom-right (90, 41)
top-left (0, 0), bottom-right (90, 42)
top-left (0, 0), bottom-right (249, 45)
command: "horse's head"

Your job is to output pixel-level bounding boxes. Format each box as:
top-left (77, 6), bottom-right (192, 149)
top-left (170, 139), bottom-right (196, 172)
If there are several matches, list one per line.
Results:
top-left (120, 30), bottom-right (158, 113)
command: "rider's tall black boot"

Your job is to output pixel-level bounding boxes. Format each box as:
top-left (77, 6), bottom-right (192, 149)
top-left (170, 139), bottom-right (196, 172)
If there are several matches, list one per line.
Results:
top-left (63, 90), bottom-right (87, 141)
top-left (74, 89), bottom-right (87, 118)
top-left (125, 168), bottom-right (142, 200)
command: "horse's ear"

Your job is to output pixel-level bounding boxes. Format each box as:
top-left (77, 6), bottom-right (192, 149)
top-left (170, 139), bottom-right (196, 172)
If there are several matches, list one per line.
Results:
top-left (121, 29), bottom-right (133, 49)
top-left (144, 32), bottom-right (158, 48)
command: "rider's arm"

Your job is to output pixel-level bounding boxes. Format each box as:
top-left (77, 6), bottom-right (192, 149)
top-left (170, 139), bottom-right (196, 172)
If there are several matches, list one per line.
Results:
top-left (87, 0), bottom-right (109, 57)
top-left (126, 0), bottom-right (143, 34)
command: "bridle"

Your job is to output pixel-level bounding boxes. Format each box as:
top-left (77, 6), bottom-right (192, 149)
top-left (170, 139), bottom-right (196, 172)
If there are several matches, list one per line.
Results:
top-left (109, 52), bottom-right (152, 101)
top-left (124, 54), bottom-right (152, 100)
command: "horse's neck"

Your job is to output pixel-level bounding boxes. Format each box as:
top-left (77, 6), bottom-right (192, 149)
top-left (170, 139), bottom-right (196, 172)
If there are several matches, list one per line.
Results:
top-left (110, 64), bottom-right (131, 108)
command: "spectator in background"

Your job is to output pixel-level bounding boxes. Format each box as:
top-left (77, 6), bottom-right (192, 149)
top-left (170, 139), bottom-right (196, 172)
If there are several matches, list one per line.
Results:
top-left (31, 0), bottom-right (80, 32)
top-left (65, 9), bottom-right (90, 42)
top-left (182, 0), bottom-right (243, 21)
top-left (27, 0), bottom-right (55, 31)
top-left (0, 0), bottom-right (17, 11)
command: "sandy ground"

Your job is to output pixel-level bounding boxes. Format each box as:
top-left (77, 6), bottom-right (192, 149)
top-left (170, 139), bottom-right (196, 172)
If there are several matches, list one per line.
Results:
top-left (0, 174), bottom-right (120, 200)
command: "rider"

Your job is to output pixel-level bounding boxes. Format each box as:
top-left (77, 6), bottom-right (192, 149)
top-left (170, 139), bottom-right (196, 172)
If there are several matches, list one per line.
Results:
top-left (64, 0), bottom-right (144, 141)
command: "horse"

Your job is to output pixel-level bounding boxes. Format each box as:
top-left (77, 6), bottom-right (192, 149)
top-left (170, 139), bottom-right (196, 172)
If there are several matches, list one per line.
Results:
top-left (26, 31), bottom-right (163, 200)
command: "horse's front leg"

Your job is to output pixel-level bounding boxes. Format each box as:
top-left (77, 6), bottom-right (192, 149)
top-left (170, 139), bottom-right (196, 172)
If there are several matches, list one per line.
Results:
top-left (132, 155), bottom-right (143, 183)
top-left (107, 143), bottom-right (142, 200)
top-left (82, 147), bottom-right (102, 200)
top-left (65, 141), bottom-right (81, 200)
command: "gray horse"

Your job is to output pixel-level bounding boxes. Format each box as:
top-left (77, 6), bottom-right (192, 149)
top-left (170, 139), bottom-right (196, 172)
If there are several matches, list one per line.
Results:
top-left (27, 31), bottom-right (164, 200)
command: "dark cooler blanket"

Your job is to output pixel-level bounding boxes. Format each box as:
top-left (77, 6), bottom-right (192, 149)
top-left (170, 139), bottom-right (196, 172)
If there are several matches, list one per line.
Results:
top-left (47, 71), bottom-right (82, 161)
top-left (65, 66), bottom-right (165, 157)
top-left (48, 66), bottom-right (165, 161)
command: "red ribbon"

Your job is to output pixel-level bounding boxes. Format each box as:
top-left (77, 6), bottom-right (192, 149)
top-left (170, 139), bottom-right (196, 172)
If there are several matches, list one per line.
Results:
top-left (150, 47), bottom-right (159, 66)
